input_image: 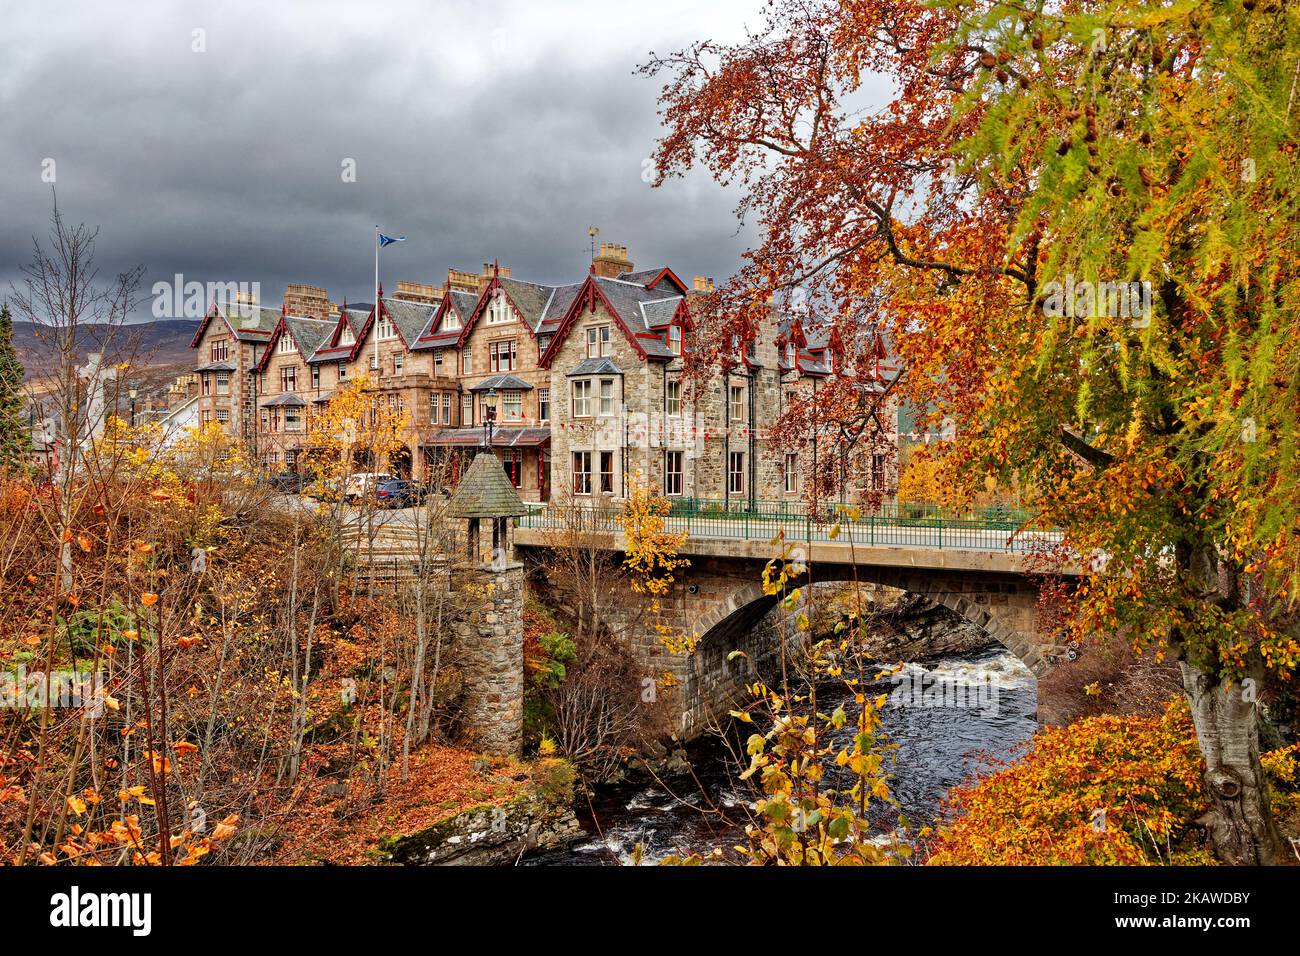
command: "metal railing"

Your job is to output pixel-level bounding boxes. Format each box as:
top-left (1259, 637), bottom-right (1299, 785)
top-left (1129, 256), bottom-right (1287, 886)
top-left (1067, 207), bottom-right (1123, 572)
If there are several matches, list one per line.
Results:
top-left (516, 499), bottom-right (1060, 553)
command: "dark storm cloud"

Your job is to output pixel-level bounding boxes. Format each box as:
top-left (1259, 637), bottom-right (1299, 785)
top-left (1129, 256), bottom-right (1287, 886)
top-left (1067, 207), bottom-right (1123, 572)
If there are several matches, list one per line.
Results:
top-left (0, 0), bottom-right (757, 319)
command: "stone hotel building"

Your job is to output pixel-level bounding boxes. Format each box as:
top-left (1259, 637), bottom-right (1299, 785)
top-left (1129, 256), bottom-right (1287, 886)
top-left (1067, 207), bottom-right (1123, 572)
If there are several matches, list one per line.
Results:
top-left (190, 246), bottom-right (899, 504)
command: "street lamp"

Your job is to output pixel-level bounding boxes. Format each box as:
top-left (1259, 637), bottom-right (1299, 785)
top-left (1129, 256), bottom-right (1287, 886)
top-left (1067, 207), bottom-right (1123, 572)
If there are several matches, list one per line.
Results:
top-left (480, 388), bottom-right (498, 454)
top-left (128, 384), bottom-right (139, 428)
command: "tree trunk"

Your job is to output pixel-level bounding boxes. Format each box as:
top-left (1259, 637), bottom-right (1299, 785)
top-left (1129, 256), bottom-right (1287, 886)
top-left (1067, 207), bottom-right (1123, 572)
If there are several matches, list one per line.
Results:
top-left (1179, 661), bottom-right (1282, 865)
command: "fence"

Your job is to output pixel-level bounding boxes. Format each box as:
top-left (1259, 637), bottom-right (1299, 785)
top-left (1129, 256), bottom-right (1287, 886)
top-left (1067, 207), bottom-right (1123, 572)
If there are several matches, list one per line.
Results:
top-left (517, 498), bottom-right (1060, 553)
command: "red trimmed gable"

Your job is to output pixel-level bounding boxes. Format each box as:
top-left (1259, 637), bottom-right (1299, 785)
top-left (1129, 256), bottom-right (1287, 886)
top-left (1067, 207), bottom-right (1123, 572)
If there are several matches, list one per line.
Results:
top-left (254, 317), bottom-right (288, 372)
top-left (642, 267), bottom-right (689, 295)
top-left (538, 277), bottom-right (650, 369)
top-left (417, 293), bottom-right (466, 344)
top-left (454, 277), bottom-right (535, 348)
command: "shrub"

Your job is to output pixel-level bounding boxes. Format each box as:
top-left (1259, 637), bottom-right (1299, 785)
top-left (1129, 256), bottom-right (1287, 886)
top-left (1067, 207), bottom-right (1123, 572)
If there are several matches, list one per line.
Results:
top-left (924, 699), bottom-right (1211, 865)
top-left (530, 757), bottom-right (576, 807)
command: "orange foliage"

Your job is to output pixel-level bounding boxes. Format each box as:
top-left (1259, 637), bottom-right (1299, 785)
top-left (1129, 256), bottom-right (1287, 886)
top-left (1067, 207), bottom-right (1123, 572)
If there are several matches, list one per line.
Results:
top-left (924, 700), bottom-right (1211, 865)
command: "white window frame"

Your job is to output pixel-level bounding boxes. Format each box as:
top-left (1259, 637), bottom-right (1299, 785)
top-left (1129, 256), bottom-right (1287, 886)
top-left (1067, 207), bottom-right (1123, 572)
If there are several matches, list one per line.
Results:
top-left (538, 388), bottom-right (550, 423)
top-left (487, 295), bottom-right (512, 325)
top-left (586, 325), bottom-right (611, 358)
top-left (490, 340), bottom-right (516, 372)
top-left (502, 389), bottom-right (523, 421)
top-left (665, 450), bottom-right (683, 497)
top-left (572, 380), bottom-right (592, 418)
top-left (599, 378), bottom-right (615, 416)
top-left (666, 380), bottom-right (681, 416)
top-left (729, 384), bottom-right (745, 423)
top-left (728, 451), bottom-right (745, 495)
top-left (784, 453), bottom-right (798, 494)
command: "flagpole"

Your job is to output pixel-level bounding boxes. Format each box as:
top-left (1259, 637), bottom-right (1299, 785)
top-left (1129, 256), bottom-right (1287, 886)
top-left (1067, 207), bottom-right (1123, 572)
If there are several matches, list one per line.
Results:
top-left (373, 224), bottom-right (380, 375)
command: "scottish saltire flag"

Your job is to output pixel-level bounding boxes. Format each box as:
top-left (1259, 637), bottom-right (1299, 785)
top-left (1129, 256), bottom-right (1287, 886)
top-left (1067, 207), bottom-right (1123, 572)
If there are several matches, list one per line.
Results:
top-left (378, 233), bottom-right (406, 247)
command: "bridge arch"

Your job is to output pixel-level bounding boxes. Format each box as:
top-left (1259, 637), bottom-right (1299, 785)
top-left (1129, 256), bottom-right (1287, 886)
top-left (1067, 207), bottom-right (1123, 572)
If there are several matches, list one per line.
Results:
top-left (669, 562), bottom-right (1049, 736)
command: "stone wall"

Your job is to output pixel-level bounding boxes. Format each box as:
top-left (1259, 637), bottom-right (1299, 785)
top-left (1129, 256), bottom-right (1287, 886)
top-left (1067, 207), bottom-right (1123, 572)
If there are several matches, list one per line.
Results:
top-left (618, 554), bottom-right (1049, 739)
top-left (453, 562), bottom-right (525, 756)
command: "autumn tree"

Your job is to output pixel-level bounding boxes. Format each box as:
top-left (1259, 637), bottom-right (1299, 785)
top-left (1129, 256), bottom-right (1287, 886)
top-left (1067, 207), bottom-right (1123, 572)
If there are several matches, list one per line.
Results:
top-left (304, 372), bottom-right (409, 595)
top-left (645, 0), bottom-right (1299, 862)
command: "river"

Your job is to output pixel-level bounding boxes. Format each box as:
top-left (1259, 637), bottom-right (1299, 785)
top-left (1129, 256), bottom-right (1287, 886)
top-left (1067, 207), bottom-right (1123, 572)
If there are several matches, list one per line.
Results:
top-left (528, 646), bottom-right (1038, 865)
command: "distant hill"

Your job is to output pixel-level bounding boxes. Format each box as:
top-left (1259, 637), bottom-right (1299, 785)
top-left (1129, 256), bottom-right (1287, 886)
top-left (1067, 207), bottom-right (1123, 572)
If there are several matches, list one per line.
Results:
top-left (12, 319), bottom-right (199, 384)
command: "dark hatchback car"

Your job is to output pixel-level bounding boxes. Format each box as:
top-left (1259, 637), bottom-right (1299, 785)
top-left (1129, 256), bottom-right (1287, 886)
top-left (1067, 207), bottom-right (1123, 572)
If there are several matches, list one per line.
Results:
top-left (265, 471), bottom-right (307, 493)
top-left (373, 479), bottom-right (427, 509)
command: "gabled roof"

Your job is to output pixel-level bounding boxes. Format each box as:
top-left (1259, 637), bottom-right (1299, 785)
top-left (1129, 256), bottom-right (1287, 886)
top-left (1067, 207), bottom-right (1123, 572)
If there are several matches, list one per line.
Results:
top-left (255, 315), bottom-right (334, 372)
top-left (539, 272), bottom-right (690, 368)
top-left (190, 301), bottom-right (280, 348)
top-left (351, 294), bottom-right (437, 358)
top-left (413, 290), bottom-right (480, 350)
top-left (617, 267), bottom-right (689, 295)
top-left (457, 271), bottom-right (585, 345)
top-left (310, 305), bottom-right (369, 363)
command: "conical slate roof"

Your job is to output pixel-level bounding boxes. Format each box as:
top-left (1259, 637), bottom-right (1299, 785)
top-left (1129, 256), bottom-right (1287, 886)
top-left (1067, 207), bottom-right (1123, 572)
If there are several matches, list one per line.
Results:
top-left (446, 452), bottom-right (528, 518)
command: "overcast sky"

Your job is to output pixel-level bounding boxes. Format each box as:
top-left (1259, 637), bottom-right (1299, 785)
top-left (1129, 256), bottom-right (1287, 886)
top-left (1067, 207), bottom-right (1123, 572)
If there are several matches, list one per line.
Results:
top-left (1, 0), bottom-right (764, 321)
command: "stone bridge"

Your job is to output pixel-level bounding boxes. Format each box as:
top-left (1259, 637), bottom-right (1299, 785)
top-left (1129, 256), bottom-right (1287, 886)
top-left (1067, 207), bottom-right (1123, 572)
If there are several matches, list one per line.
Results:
top-left (514, 507), bottom-right (1075, 737)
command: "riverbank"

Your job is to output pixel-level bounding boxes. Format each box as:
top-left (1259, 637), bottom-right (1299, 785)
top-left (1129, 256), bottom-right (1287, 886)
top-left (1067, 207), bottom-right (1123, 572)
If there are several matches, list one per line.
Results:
top-left (527, 646), bottom-right (1039, 865)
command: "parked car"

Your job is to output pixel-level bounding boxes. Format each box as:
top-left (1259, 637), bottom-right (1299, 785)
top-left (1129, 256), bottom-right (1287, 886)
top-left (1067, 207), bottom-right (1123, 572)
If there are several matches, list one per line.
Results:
top-left (344, 472), bottom-right (398, 502)
top-left (265, 471), bottom-right (307, 493)
top-left (372, 478), bottom-right (427, 509)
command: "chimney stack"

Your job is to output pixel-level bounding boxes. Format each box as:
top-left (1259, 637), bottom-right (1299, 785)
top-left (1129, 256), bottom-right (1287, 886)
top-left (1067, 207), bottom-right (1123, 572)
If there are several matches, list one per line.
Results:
top-left (283, 283), bottom-right (330, 319)
top-left (592, 241), bottom-right (633, 279)
top-left (393, 280), bottom-right (441, 305)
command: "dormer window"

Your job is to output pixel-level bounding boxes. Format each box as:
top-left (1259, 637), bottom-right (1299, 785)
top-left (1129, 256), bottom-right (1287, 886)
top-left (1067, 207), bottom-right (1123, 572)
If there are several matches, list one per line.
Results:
top-left (277, 334), bottom-right (296, 355)
top-left (668, 325), bottom-right (682, 355)
top-left (377, 315), bottom-right (397, 340)
top-left (339, 327), bottom-right (355, 347)
top-left (442, 309), bottom-right (462, 331)
top-left (487, 294), bottom-right (512, 325)
top-left (786, 343), bottom-right (796, 367)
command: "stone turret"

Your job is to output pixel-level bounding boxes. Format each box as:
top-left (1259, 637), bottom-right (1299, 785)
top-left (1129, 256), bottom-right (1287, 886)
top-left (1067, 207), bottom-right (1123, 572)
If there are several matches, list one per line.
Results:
top-left (446, 453), bottom-right (529, 756)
